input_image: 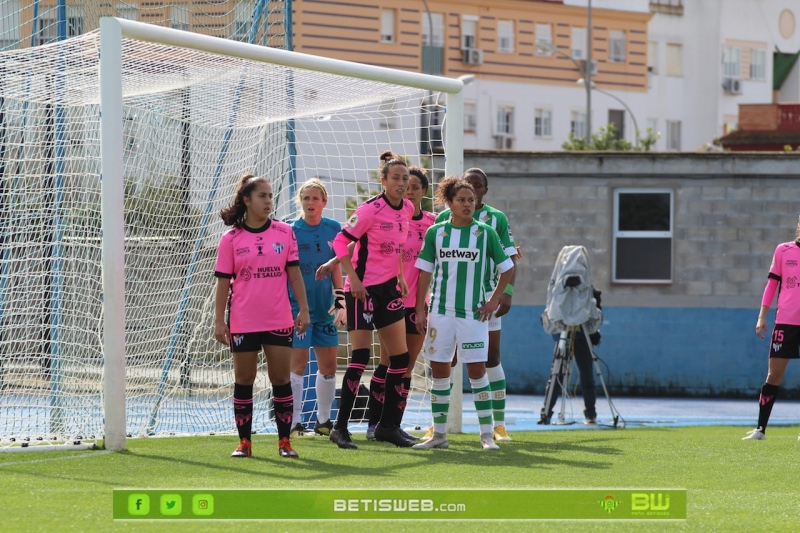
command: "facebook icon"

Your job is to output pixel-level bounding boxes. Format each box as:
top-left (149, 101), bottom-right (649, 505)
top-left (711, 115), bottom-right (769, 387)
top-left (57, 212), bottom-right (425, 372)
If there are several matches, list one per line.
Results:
top-left (128, 494), bottom-right (150, 515)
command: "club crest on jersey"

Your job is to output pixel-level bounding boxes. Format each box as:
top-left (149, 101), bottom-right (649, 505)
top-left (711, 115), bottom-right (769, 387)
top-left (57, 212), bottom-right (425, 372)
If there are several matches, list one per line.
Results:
top-left (232, 334), bottom-right (244, 346)
top-left (362, 311), bottom-right (373, 324)
top-left (437, 229), bottom-right (448, 238)
top-left (773, 342), bottom-right (782, 352)
top-left (479, 211), bottom-right (489, 223)
top-left (346, 213), bottom-right (359, 228)
top-left (472, 228), bottom-right (483, 237)
top-left (272, 242), bottom-right (284, 254)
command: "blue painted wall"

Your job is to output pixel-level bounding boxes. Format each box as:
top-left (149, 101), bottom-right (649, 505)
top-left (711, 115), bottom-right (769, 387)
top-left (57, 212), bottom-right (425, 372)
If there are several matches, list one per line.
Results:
top-left (495, 305), bottom-right (800, 398)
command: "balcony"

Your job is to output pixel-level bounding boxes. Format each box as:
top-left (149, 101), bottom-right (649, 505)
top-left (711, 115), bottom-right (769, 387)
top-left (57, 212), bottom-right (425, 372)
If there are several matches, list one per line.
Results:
top-left (650, 0), bottom-right (683, 16)
top-left (738, 103), bottom-right (800, 132)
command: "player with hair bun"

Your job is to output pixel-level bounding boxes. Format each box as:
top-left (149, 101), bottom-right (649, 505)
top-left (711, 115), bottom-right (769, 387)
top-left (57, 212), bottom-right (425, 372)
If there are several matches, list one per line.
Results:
top-left (433, 167), bottom-right (518, 442)
top-left (413, 176), bottom-right (514, 451)
top-left (367, 165), bottom-right (436, 441)
top-left (328, 151), bottom-right (416, 450)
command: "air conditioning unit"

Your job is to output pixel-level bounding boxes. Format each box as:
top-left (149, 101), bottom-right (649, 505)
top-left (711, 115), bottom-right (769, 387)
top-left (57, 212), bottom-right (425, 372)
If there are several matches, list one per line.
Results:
top-left (494, 134), bottom-right (515, 150)
top-left (722, 77), bottom-right (742, 95)
top-left (462, 48), bottom-right (483, 65)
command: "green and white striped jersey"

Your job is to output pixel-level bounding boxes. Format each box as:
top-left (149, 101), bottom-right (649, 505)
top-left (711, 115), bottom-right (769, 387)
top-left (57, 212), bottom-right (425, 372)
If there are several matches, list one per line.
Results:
top-left (436, 204), bottom-right (517, 291)
top-left (416, 220), bottom-right (513, 319)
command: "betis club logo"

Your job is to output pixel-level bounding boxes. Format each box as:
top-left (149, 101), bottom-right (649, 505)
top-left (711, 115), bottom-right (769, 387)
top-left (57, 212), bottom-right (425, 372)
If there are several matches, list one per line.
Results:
top-left (599, 495), bottom-right (621, 514)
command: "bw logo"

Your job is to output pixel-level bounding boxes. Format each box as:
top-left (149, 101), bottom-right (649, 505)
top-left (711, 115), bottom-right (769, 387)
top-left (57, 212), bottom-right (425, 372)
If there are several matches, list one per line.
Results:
top-left (631, 493), bottom-right (670, 511)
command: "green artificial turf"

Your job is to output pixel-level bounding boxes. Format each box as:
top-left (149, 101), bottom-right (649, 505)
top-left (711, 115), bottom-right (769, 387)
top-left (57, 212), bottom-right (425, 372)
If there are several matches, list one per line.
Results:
top-left (1, 426), bottom-right (798, 532)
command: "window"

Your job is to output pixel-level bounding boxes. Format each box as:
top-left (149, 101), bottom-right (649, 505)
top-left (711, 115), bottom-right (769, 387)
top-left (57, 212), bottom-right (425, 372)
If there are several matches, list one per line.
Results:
top-left (535, 23), bottom-right (552, 55)
top-left (666, 43), bottom-right (682, 76)
top-left (608, 110), bottom-right (625, 139)
top-left (613, 189), bottom-right (673, 283)
top-left (722, 46), bottom-right (741, 77)
top-left (232, 3), bottom-right (252, 42)
top-left (461, 17), bottom-right (477, 49)
top-left (535, 108), bottom-right (552, 137)
top-left (666, 120), bottom-right (681, 150)
top-left (381, 9), bottom-right (395, 43)
top-left (647, 41), bottom-right (658, 74)
top-left (464, 102), bottom-right (477, 133)
top-left (0, 0), bottom-right (20, 50)
top-left (609, 30), bottom-right (626, 62)
top-left (571, 27), bottom-right (586, 59)
top-left (35, 11), bottom-right (83, 46)
top-left (496, 105), bottom-right (514, 135)
top-left (116, 3), bottom-right (138, 21)
top-left (170, 4), bottom-right (190, 31)
top-left (422, 12), bottom-right (444, 47)
top-left (497, 20), bottom-right (514, 53)
top-left (750, 48), bottom-right (766, 80)
top-left (570, 110), bottom-right (587, 139)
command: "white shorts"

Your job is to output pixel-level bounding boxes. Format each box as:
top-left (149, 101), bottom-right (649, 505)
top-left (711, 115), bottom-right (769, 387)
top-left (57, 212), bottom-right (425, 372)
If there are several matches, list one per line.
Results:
top-left (422, 313), bottom-right (489, 364)
top-left (487, 289), bottom-right (501, 332)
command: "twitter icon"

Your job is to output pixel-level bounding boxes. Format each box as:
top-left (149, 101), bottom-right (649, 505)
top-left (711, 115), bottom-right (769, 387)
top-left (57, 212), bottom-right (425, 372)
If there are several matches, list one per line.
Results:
top-left (160, 494), bottom-right (182, 516)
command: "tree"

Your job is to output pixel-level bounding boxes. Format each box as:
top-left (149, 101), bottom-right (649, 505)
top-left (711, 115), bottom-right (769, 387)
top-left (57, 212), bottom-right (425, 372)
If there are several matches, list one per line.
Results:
top-left (562, 123), bottom-right (659, 151)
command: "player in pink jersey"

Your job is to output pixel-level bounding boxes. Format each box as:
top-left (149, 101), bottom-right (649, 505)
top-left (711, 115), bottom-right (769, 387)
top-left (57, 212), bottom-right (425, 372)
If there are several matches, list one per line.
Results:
top-left (744, 218), bottom-right (800, 441)
top-left (214, 173), bottom-right (310, 459)
top-left (366, 165), bottom-right (436, 441)
top-left (328, 151), bottom-right (415, 449)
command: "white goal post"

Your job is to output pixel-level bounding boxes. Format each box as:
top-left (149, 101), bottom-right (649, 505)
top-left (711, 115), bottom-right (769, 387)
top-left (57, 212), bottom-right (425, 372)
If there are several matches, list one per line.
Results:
top-left (96, 19), bottom-right (465, 451)
top-left (0, 18), bottom-right (464, 453)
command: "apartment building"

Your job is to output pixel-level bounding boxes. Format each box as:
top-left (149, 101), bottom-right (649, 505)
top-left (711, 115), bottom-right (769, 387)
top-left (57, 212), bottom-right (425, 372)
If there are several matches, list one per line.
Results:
top-left (292, 0), bottom-right (650, 151)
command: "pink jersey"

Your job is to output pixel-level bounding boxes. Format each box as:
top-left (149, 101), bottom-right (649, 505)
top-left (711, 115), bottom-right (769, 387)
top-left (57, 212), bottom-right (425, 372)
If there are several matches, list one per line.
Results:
top-left (402, 210), bottom-right (437, 308)
top-left (214, 220), bottom-right (299, 333)
top-left (340, 193), bottom-right (414, 288)
top-left (764, 241), bottom-right (800, 325)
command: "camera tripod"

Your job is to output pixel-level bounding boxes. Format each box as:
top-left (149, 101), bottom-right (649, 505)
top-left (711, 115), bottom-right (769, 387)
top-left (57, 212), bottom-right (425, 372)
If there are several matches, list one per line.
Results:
top-left (538, 324), bottom-right (623, 428)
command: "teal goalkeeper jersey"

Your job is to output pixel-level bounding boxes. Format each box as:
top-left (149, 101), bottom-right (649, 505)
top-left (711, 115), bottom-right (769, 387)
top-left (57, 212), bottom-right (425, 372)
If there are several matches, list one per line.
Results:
top-left (436, 204), bottom-right (517, 291)
top-left (416, 220), bottom-right (513, 319)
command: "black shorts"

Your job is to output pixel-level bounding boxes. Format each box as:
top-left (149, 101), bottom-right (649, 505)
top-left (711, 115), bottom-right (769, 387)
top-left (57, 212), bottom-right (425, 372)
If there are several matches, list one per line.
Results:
top-left (230, 328), bottom-right (294, 352)
top-left (769, 324), bottom-right (800, 359)
top-left (346, 278), bottom-right (405, 331)
top-left (405, 306), bottom-right (426, 335)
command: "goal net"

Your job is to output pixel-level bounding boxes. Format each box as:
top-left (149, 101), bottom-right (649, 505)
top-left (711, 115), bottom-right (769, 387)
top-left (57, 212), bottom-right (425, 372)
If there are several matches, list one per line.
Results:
top-left (0, 18), bottom-right (464, 451)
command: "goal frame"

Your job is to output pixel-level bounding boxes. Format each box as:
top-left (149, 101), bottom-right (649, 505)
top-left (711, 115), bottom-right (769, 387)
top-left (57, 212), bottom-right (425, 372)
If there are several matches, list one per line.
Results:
top-left (99, 17), bottom-right (465, 452)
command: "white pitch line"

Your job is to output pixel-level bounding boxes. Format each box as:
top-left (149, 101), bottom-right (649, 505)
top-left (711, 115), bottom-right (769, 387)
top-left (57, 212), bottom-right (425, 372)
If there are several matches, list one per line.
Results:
top-left (0, 450), bottom-right (113, 467)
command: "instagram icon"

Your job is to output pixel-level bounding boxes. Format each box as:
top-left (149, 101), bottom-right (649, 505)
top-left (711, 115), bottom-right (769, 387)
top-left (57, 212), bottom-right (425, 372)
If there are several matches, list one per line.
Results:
top-left (192, 494), bottom-right (214, 516)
